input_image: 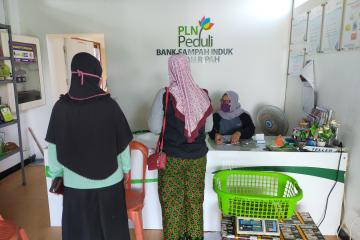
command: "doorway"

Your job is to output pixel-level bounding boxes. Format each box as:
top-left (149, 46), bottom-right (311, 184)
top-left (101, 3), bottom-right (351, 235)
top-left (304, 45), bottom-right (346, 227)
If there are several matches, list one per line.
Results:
top-left (46, 33), bottom-right (107, 105)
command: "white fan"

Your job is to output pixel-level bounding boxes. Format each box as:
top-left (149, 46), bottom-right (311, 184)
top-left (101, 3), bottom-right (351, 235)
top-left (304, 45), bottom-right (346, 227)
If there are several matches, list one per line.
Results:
top-left (257, 105), bottom-right (289, 136)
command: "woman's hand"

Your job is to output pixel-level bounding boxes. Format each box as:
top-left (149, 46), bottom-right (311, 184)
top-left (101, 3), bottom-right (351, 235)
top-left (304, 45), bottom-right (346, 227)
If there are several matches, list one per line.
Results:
top-left (215, 133), bottom-right (223, 145)
top-left (124, 173), bottom-right (130, 186)
top-left (231, 131), bottom-right (241, 144)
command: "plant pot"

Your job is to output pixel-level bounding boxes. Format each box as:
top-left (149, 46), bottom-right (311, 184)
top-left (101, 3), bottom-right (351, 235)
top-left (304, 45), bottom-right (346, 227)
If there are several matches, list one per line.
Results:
top-left (306, 139), bottom-right (316, 146)
top-left (317, 141), bottom-right (326, 147)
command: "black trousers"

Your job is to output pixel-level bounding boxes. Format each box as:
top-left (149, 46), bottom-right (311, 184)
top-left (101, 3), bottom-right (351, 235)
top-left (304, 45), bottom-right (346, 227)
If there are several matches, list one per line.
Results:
top-left (62, 181), bottom-right (130, 240)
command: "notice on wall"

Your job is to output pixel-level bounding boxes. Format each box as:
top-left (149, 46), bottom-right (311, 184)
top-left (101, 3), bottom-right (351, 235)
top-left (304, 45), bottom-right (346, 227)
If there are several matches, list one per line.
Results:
top-left (307, 6), bottom-right (323, 54)
top-left (342, 0), bottom-right (360, 49)
top-left (12, 42), bottom-right (37, 62)
top-left (322, 0), bottom-right (343, 52)
top-left (292, 13), bottom-right (308, 45)
top-left (288, 51), bottom-right (305, 77)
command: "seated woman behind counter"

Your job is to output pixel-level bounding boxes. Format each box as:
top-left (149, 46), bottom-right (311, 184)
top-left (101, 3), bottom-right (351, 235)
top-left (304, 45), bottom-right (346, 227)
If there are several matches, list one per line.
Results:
top-left (209, 91), bottom-right (255, 144)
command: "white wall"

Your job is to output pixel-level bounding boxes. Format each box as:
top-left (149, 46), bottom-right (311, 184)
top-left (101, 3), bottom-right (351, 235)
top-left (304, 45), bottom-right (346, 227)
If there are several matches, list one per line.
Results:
top-left (295, 0), bottom-right (311, 8)
top-left (1, 1), bottom-right (292, 171)
top-left (4, 0), bottom-right (292, 127)
top-left (316, 51), bottom-right (360, 239)
top-left (0, 0), bottom-right (5, 23)
top-left (287, 51), bottom-right (360, 239)
top-left (285, 0), bottom-right (360, 238)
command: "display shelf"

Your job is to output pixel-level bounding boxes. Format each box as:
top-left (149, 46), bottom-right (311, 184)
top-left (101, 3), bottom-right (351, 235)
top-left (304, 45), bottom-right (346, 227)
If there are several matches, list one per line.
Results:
top-left (0, 24), bottom-right (26, 185)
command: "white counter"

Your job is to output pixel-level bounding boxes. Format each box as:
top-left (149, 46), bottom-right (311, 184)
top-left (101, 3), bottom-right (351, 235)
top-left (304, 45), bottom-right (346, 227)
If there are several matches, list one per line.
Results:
top-left (45, 133), bottom-right (348, 235)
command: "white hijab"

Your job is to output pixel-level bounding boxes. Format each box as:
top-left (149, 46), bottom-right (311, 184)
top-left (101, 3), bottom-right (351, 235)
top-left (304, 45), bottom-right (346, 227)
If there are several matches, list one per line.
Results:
top-left (218, 91), bottom-right (245, 120)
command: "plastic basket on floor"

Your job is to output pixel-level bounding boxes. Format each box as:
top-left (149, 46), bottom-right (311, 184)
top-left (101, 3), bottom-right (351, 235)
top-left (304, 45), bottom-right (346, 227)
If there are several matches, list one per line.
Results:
top-left (213, 170), bottom-right (303, 219)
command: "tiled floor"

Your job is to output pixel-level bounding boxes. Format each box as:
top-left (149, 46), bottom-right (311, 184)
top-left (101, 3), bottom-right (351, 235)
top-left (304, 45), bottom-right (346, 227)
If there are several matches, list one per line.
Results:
top-left (0, 165), bottom-right (337, 240)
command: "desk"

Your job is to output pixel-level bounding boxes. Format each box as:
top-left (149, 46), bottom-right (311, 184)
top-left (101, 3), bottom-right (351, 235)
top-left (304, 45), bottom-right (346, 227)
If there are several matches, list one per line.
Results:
top-left (44, 133), bottom-right (348, 235)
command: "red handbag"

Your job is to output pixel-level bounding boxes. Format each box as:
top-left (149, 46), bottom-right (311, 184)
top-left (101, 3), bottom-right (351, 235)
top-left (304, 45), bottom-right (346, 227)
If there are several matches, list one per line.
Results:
top-left (148, 87), bottom-right (170, 170)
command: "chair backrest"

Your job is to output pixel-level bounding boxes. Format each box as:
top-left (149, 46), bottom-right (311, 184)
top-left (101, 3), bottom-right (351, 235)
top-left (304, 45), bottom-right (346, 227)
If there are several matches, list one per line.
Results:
top-left (127, 141), bottom-right (148, 196)
top-left (0, 215), bottom-right (29, 240)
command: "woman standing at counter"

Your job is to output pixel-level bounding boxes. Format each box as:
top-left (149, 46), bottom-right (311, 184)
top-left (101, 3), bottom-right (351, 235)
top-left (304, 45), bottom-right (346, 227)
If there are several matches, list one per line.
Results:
top-left (46, 53), bottom-right (133, 240)
top-left (148, 54), bottom-right (213, 240)
top-left (209, 91), bottom-right (255, 144)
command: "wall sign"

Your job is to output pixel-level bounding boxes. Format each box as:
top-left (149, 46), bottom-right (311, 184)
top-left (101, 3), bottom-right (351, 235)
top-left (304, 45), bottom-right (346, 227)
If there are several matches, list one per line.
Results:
top-left (322, 0), bottom-right (343, 52)
top-left (156, 16), bottom-right (234, 63)
top-left (342, 0), bottom-right (360, 49)
top-left (12, 42), bottom-right (37, 63)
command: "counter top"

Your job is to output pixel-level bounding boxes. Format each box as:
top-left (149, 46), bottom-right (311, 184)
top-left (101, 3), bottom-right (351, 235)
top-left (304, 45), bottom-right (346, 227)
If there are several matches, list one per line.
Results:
top-left (134, 132), bottom-right (343, 153)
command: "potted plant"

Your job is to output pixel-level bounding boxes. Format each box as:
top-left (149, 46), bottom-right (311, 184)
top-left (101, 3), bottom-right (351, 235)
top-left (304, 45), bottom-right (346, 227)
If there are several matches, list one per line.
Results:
top-left (322, 125), bottom-right (334, 145)
top-left (317, 137), bottom-right (327, 147)
top-left (315, 126), bottom-right (334, 147)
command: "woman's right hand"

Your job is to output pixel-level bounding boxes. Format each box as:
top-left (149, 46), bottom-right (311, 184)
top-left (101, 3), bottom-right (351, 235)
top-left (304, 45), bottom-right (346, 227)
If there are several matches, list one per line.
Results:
top-left (124, 173), bottom-right (130, 184)
top-left (215, 133), bottom-right (223, 145)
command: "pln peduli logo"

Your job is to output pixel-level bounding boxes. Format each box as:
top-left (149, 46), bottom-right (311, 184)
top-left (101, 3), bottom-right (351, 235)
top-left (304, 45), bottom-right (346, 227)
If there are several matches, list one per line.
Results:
top-left (178, 16), bottom-right (215, 48)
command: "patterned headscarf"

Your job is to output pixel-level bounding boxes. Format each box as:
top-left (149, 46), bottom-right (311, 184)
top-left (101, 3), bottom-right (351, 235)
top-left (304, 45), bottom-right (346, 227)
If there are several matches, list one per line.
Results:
top-left (168, 54), bottom-right (212, 143)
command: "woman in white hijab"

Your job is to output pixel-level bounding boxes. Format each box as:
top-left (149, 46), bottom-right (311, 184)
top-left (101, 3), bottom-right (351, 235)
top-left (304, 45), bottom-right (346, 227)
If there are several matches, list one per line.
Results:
top-left (209, 91), bottom-right (255, 144)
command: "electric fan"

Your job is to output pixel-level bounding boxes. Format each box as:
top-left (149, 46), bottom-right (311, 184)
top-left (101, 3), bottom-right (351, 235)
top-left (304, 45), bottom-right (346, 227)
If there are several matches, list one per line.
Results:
top-left (257, 105), bottom-right (289, 136)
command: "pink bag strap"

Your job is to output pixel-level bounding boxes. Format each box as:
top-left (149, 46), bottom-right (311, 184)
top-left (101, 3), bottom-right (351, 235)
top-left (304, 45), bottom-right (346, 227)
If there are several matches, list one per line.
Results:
top-left (158, 87), bottom-right (170, 152)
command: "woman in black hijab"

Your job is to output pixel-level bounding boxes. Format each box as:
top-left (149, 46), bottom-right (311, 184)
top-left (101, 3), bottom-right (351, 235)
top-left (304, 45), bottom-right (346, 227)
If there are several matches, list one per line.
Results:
top-left (46, 52), bottom-right (133, 240)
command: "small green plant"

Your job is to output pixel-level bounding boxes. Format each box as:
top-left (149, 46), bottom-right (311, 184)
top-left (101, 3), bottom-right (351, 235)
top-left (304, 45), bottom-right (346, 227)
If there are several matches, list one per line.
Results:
top-left (321, 125), bottom-right (334, 141)
top-left (310, 123), bottom-right (318, 137)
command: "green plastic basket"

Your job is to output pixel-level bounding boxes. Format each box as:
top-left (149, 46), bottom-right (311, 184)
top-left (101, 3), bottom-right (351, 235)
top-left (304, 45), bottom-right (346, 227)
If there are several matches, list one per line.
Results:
top-left (213, 170), bottom-right (303, 219)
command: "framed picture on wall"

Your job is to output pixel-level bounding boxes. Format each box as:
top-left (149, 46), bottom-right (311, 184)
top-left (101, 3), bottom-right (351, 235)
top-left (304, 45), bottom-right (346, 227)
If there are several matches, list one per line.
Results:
top-left (0, 33), bottom-right (46, 111)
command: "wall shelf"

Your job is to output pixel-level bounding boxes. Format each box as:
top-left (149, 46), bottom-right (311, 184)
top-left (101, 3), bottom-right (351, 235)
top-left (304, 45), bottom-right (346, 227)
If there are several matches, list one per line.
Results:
top-left (0, 120), bottom-right (18, 129)
top-left (0, 24), bottom-right (26, 185)
top-left (0, 80), bottom-right (14, 84)
top-left (0, 56), bottom-right (12, 61)
top-left (0, 149), bottom-right (20, 162)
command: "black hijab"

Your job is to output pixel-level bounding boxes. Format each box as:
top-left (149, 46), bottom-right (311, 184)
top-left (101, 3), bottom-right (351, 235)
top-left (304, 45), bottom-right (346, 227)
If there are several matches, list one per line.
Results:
top-left (46, 52), bottom-right (133, 179)
top-left (68, 52), bottom-right (106, 99)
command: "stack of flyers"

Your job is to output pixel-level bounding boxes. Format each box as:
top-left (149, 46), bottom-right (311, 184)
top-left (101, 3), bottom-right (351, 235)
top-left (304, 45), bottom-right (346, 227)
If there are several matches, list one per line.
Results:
top-left (299, 224), bottom-right (325, 240)
top-left (221, 212), bottom-right (324, 240)
top-left (307, 106), bottom-right (332, 126)
top-left (280, 224), bottom-right (303, 240)
top-left (282, 212), bottom-right (314, 225)
top-left (222, 236), bottom-right (280, 240)
top-left (298, 212), bottom-right (315, 224)
top-left (222, 216), bottom-right (236, 238)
